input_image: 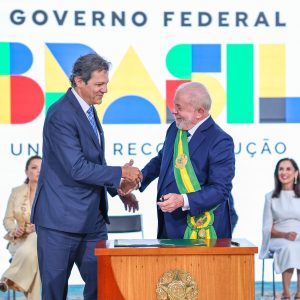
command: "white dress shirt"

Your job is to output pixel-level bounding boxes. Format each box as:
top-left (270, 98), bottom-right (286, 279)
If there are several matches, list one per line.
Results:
top-left (182, 115), bottom-right (210, 211)
top-left (71, 88), bottom-right (100, 143)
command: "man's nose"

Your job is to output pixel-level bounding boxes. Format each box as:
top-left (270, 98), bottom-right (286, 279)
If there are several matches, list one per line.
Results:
top-left (101, 85), bottom-right (108, 93)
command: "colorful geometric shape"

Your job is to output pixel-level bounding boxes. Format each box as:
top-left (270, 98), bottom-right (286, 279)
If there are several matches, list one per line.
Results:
top-left (227, 44), bottom-right (254, 123)
top-left (10, 43), bottom-right (33, 75)
top-left (45, 46), bottom-right (71, 93)
top-left (0, 76), bottom-right (10, 123)
top-left (99, 46), bottom-right (165, 124)
top-left (103, 96), bottom-right (160, 124)
top-left (192, 44), bottom-right (221, 72)
top-left (45, 92), bottom-right (64, 112)
top-left (166, 44), bottom-right (192, 79)
top-left (166, 80), bottom-right (190, 113)
top-left (286, 97), bottom-right (300, 123)
top-left (11, 76), bottom-right (44, 124)
top-left (259, 98), bottom-right (285, 123)
top-left (0, 43), bottom-right (10, 75)
top-left (192, 73), bottom-right (226, 120)
top-left (259, 44), bottom-right (286, 98)
top-left (46, 43), bottom-right (95, 79)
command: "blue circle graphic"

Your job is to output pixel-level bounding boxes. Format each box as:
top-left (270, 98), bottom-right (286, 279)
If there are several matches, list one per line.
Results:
top-left (103, 95), bottom-right (161, 124)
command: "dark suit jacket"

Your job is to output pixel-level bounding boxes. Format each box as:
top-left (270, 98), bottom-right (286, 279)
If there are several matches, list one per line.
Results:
top-left (31, 88), bottom-right (121, 233)
top-left (140, 117), bottom-right (235, 239)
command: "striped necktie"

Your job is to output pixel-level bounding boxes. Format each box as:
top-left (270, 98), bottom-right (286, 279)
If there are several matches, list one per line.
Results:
top-left (87, 106), bottom-right (99, 138)
top-left (186, 130), bottom-right (191, 141)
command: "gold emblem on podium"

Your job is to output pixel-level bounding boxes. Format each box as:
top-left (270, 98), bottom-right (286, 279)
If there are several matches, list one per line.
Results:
top-left (156, 269), bottom-right (198, 300)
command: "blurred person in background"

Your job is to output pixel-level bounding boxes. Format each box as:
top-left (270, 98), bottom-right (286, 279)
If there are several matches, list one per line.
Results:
top-left (0, 155), bottom-right (42, 300)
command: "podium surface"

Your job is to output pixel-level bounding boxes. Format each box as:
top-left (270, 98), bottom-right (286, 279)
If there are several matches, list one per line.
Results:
top-left (95, 238), bottom-right (258, 300)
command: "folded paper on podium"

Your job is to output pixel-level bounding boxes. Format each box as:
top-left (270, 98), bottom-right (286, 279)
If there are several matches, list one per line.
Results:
top-left (114, 238), bottom-right (208, 247)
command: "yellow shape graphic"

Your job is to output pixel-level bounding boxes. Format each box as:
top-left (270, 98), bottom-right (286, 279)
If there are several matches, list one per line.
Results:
top-left (0, 76), bottom-right (11, 124)
top-left (260, 44), bottom-right (286, 97)
top-left (45, 46), bottom-right (69, 92)
top-left (192, 74), bottom-right (226, 119)
top-left (97, 47), bottom-right (165, 123)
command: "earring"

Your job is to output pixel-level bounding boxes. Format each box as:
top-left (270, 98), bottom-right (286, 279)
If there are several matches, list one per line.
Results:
top-left (294, 176), bottom-right (298, 185)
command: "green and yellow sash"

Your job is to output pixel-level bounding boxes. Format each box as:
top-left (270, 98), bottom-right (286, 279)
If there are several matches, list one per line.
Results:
top-left (173, 129), bottom-right (217, 239)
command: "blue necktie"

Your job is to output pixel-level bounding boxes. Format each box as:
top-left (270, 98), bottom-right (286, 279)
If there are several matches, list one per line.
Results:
top-left (186, 130), bottom-right (191, 142)
top-left (87, 106), bottom-right (99, 138)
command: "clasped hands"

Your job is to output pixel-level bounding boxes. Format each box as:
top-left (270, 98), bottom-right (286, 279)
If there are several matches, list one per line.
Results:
top-left (119, 159), bottom-right (142, 195)
top-left (14, 223), bottom-right (35, 238)
top-left (118, 159), bottom-right (142, 213)
top-left (285, 231), bottom-right (297, 241)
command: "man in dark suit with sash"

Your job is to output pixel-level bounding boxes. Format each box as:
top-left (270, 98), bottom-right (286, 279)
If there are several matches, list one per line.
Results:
top-left (139, 82), bottom-right (235, 239)
top-left (31, 53), bottom-right (141, 300)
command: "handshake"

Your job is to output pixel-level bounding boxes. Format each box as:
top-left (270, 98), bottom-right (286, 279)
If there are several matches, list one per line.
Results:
top-left (118, 159), bottom-right (142, 213)
top-left (119, 159), bottom-right (142, 196)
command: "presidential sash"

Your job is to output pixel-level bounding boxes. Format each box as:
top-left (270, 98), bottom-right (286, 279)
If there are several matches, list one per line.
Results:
top-left (173, 129), bottom-right (217, 239)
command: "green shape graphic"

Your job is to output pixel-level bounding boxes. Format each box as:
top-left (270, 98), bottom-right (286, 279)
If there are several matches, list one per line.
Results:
top-left (0, 43), bottom-right (10, 75)
top-left (45, 92), bottom-right (64, 112)
top-left (166, 44), bottom-right (192, 79)
top-left (227, 44), bottom-right (254, 123)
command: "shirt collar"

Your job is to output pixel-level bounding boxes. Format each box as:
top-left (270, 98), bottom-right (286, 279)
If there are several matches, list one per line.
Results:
top-left (71, 88), bottom-right (91, 114)
top-left (188, 115), bottom-right (210, 137)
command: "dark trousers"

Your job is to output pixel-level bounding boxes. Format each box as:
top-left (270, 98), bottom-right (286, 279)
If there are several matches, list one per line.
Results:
top-left (36, 226), bottom-right (107, 300)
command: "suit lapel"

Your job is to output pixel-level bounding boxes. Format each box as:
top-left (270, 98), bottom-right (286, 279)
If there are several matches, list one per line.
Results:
top-left (67, 89), bottom-right (103, 153)
top-left (158, 125), bottom-right (177, 192)
top-left (158, 118), bottom-right (214, 193)
top-left (188, 116), bottom-right (214, 157)
top-left (93, 106), bottom-right (105, 152)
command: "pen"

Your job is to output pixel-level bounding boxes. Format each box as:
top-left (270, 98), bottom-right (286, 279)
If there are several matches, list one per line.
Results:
top-left (159, 195), bottom-right (165, 202)
top-left (231, 241), bottom-right (240, 247)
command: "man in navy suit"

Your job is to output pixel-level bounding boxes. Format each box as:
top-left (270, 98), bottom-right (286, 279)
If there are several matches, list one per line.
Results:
top-left (138, 82), bottom-right (235, 239)
top-left (31, 53), bottom-right (141, 300)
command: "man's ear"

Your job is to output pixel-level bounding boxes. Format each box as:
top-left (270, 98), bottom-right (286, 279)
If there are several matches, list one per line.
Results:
top-left (74, 76), bottom-right (83, 87)
top-left (196, 107), bottom-right (206, 119)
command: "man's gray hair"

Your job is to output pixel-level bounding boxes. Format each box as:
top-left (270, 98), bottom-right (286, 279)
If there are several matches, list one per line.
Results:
top-left (175, 82), bottom-right (212, 111)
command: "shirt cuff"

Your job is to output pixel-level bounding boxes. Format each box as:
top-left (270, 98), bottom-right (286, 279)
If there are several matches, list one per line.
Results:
top-left (182, 194), bottom-right (190, 211)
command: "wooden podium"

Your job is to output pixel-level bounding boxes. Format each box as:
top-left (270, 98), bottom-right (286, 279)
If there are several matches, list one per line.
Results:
top-left (95, 238), bottom-right (258, 300)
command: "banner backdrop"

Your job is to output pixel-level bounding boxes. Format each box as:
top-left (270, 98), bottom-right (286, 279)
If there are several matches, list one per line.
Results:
top-left (1, 0), bottom-right (300, 283)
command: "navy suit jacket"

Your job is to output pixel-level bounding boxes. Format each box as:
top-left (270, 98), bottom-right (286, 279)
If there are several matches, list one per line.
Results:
top-left (31, 88), bottom-right (122, 233)
top-left (140, 117), bottom-right (235, 239)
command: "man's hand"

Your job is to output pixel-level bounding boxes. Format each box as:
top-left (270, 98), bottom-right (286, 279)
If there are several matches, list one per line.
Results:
top-left (285, 231), bottom-right (297, 241)
top-left (118, 179), bottom-right (137, 196)
top-left (119, 193), bottom-right (139, 213)
top-left (121, 159), bottom-right (142, 185)
top-left (157, 193), bottom-right (184, 213)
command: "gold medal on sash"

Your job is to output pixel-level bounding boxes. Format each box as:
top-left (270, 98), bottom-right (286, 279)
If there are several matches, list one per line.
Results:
top-left (175, 154), bottom-right (188, 169)
top-left (198, 229), bottom-right (206, 238)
